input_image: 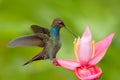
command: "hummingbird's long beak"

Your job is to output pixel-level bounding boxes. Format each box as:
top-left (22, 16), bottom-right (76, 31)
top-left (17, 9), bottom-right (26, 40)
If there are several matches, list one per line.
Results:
top-left (65, 26), bottom-right (77, 38)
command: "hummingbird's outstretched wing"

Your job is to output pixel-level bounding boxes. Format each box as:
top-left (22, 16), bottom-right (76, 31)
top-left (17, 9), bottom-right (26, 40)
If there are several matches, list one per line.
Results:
top-left (8, 33), bottom-right (49, 47)
top-left (31, 25), bottom-right (50, 36)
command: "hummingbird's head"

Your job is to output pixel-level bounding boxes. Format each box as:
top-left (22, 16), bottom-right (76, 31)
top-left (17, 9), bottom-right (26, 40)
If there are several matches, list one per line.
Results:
top-left (51, 18), bottom-right (77, 38)
top-left (51, 18), bottom-right (65, 28)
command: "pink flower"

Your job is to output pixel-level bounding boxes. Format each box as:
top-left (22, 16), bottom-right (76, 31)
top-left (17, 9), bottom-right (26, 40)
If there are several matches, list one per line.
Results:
top-left (53, 26), bottom-right (114, 80)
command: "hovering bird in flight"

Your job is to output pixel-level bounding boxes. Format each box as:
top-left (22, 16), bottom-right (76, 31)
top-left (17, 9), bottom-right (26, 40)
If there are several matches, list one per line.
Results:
top-left (8, 18), bottom-right (77, 65)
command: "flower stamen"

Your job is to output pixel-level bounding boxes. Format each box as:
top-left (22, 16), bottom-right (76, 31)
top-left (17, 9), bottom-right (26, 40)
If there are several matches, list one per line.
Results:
top-left (74, 37), bottom-right (80, 61)
top-left (91, 40), bottom-right (95, 58)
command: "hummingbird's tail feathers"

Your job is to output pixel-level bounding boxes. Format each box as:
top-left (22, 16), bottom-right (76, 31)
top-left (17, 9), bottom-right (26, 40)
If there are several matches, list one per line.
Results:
top-left (23, 59), bottom-right (34, 66)
top-left (23, 48), bottom-right (46, 66)
top-left (23, 55), bottom-right (44, 66)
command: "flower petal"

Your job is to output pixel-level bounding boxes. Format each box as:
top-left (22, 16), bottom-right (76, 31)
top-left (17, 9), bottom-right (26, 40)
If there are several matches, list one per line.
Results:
top-left (89, 33), bottom-right (115, 65)
top-left (75, 66), bottom-right (102, 80)
top-left (53, 58), bottom-right (80, 71)
top-left (78, 26), bottom-right (92, 65)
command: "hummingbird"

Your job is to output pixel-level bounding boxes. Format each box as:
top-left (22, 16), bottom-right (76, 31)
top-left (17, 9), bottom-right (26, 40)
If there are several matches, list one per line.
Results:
top-left (8, 18), bottom-right (77, 65)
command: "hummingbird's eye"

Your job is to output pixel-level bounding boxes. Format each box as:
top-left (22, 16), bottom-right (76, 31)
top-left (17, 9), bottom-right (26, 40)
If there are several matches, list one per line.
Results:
top-left (58, 21), bottom-right (63, 25)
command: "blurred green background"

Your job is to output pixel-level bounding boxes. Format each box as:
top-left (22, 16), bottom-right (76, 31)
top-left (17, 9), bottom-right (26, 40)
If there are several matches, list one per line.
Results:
top-left (0, 0), bottom-right (120, 80)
